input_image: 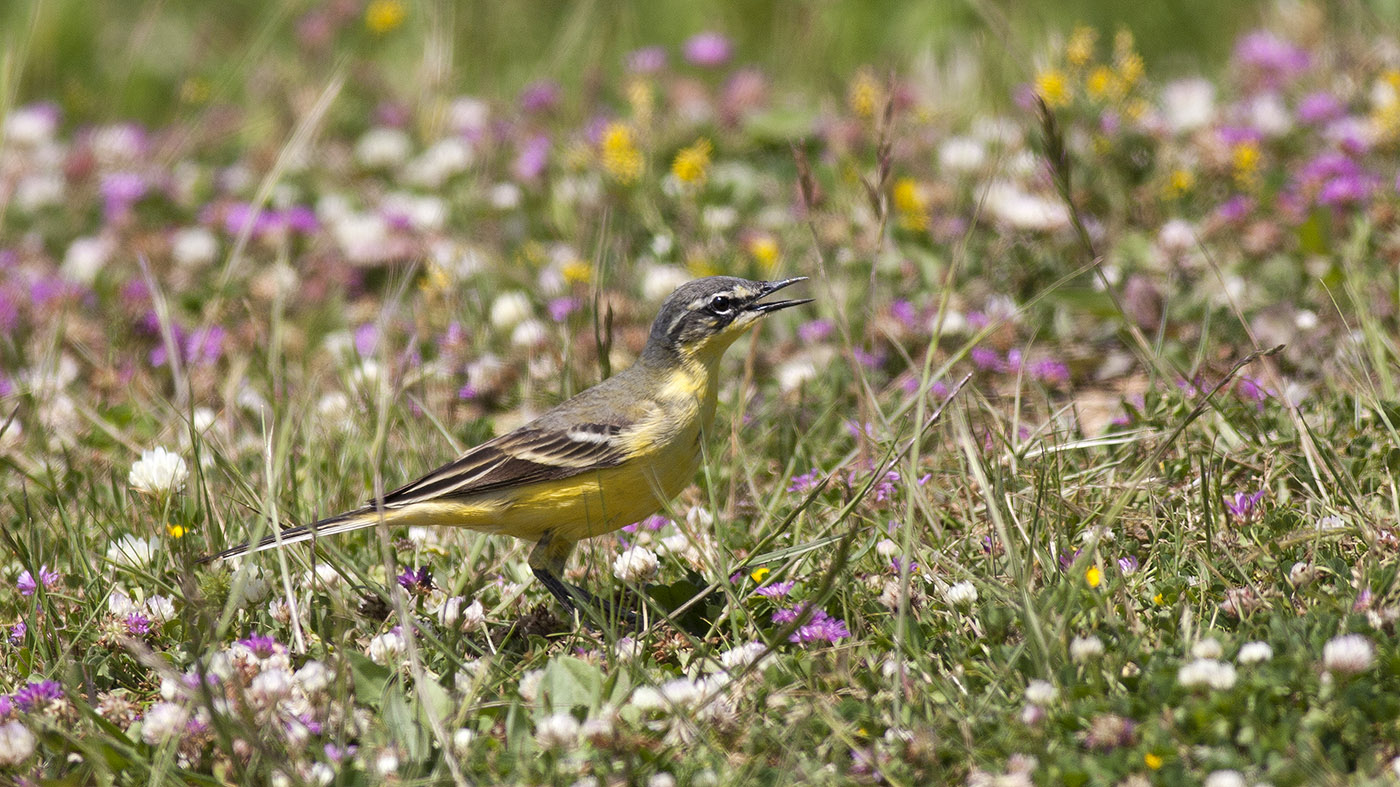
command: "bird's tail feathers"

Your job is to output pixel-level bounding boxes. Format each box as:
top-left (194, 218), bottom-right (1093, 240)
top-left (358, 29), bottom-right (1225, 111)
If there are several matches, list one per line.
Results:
top-left (198, 506), bottom-right (394, 563)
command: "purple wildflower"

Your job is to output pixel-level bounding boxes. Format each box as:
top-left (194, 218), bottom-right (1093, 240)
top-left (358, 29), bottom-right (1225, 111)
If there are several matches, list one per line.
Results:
top-left (627, 46), bottom-right (668, 74)
top-left (788, 468), bottom-right (821, 494)
top-left (236, 633), bottom-right (282, 658)
top-left (12, 680), bottom-right (64, 711)
top-left (1296, 92), bottom-right (1343, 124)
top-left (514, 134), bottom-right (550, 181)
top-left (890, 300), bottom-right (918, 328)
top-left (17, 565), bottom-right (58, 596)
top-left (519, 81), bottom-right (560, 114)
top-left (1217, 125), bottom-right (1264, 147)
top-left (1058, 549), bottom-right (1083, 572)
top-left (684, 32), bottom-right (732, 68)
top-left (872, 471), bottom-right (901, 503)
top-left (1233, 30), bottom-right (1310, 88)
top-left (755, 580), bottom-right (795, 598)
top-left (396, 566), bottom-right (433, 593)
top-left (1214, 195), bottom-right (1254, 223)
top-left (457, 383), bottom-right (478, 400)
top-left (853, 347), bottom-right (884, 369)
top-left (1031, 358), bottom-right (1070, 385)
top-left (1117, 556), bottom-right (1139, 575)
top-left (1224, 489), bottom-right (1265, 522)
top-left (354, 323), bottom-right (379, 358)
top-left (1353, 589), bottom-right (1373, 612)
top-left (776, 606), bottom-right (850, 644)
top-left (125, 613), bottom-right (153, 637)
top-left (9, 622), bottom-right (25, 644)
top-left (797, 319), bottom-right (833, 343)
top-left (547, 297), bottom-right (579, 322)
top-left (100, 172), bottom-right (148, 222)
top-left (970, 346), bottom-right (1004, 372)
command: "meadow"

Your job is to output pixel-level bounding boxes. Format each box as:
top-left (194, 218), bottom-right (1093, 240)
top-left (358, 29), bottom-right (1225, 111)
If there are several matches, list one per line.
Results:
top-left (3, 1), bottom-right (1400, 784)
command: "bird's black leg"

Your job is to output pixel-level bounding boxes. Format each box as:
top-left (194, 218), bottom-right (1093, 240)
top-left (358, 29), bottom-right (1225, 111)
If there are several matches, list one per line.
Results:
top-left (528, 534), bottom-right (637, 627)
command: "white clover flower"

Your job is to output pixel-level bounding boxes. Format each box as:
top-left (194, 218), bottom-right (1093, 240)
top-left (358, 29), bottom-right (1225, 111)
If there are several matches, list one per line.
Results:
top-left (1316, 515), bottom-right (1345, 531)
top-left (687, 507), bottom-right (715, 529)
top-left (701, 205), bottom-right (738, 232)
top-left (875, 538), bottom-right (900, 558)
top-left (1069, 635), bottom-right (1104, 663)
top-left (629, 686), bottom-right (665, 712)
top-left (448, 97), bottom-right (489, 135)
top-left (15, 173), bottom-right (65, 213)
top-left (331, 213), bottom-right (391, 265)
top-left (140, 701), bottom-right (190, 745)
top-left (0, 720), bottom-right (37, 765)
top-left (171, 227), bottom-right (218, 267)
top-left (108, 588), bottom-right (137, 616)
top-left (1248, 92), bottom-right (1292, 137)
top-left (461, 599), bottom-right (486, 632)
top-left (1156, 219), bottom-right (1196, 254)
top-left (1323, 634), bottom-right (1375, 674)
top-left (943, 581), bottom-right (978, 608)
top-left (1177, 658), bottom-right (1237, 690)
top-left (511, 319), bottom-right (549, 349)
top-left (144, 595), bottom-right (176, 624)
top-left (982, 181), bottom-right (1070, 232)
top-left (1202, 770), bottom-right (1245, 787)
top-left (1191, 638), bottom-right (1223, 660)
top-left (489, 292), bottom-right (533, 331)
top-left (658, 677), bottom-right (704, 709)
top-left (1024, 679), bottom-right (1057, 706)
top-left (613, 636), bottom-right (643, 660)
top-left (250, 669), bottom-right (293, 705)
top-left (648, 774), bottom-right (676, 787)
top-left (718, 641), bottom-right (766, 671)
top-left (776, 356), bottom-right (820, 392)
top-left (381, 192), bottom-right (447, 232)
top-left (642, 265), bottom-right (691, 301)
top-left (435, 596), bottom-right (465, 627)
top-left (403, 139), bottom-right (474, 188)
top-left (1288, 562), bottom-right (1318, 587)
top-left (373, 750), bottom-right (400, 776)
top-left (63, 235), bottom-right (114, 284)
top-left (488, 182), bottom-right (522, 210)
top-left (3, 104), bottom-right (58, 146)
top-left (1160, 78), bottom-right (1216, 132)
top-left (355, 127), bottom-right (412, 169)
top-left (517, 669), bottom-right (544, 703)
top-left (107, 535), bottom-right (157, 568)
top-left (129, 447), bottom-right (189, 496)
top-left (452, 727), bottom-right (477, 756)
top-left (1237, 641), bottom-right (1274, 665)
top-left (534, 712), bottom-right (581, 751)
top-left (367, 630), bottom-right (406, 665)
top-left (938, 136), bottom-right (987, 174)
top-left (294, 660), bottom-right (332, 694)
top-left (613, 546), bottom-right (659, 583)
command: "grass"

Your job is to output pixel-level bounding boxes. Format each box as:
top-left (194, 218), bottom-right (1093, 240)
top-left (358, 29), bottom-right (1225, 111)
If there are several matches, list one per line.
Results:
top-left (3, 2), bottom-right (1400, 785)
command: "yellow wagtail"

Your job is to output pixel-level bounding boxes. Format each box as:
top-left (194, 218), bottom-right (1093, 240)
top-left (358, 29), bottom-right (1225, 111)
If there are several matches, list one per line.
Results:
top-left (206, 276), bottom-right (810, 614)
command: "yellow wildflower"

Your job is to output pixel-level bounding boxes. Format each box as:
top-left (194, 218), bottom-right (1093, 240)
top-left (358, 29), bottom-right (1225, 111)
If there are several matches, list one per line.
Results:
top-left (892, 177), bottom-right (929, 232)
top-left (1035, 68), bottom-right (1072, 108)
top-left (1066, 26), bottom-right (1097, 67)
top-left (848, 68), bottom-right (883, 119)
top-left (672, 138), bottom-right (713, 185)
top-left (561, 260), bottom-right (592, 284)
top-left (1123, 98), bottom-right (1150, 120)
top-left (1085, 566), bottom-right (1103, 588)
top-left (1086, 66), bottom-right (1119, 101)
top-left (167, 523), bottom-right (188, 539)
top-left (1152, 592), bottom-right (1165, 605)
top-left (600, 123), bottom-right (643, 185)
top-left (747, 235), bottom-right (780, 271)
top-left (1113, 28), bottom-right (1136, 60)
top-left (1144, 753), bottom-right (1163, 770)
top-left (365, 0), bottom-right (406, 34)
top-left (420, 262), bottom-right (452, 295)
top-left (1165, 168), bottom-right (1195, 198)
top-left (1117, 52), bottom-right (1144, 90)
top-left (1232, 141), bottom-right (1261, 187)
top-left (750, 567), bottom-right (771, 582)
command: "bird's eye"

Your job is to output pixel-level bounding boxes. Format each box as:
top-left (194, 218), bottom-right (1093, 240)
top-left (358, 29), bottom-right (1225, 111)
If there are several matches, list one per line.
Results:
top-left (708, 295), bottom-right (735, 315)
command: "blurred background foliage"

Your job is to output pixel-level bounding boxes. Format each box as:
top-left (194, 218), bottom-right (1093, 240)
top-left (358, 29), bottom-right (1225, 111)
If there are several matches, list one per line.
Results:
top-left (12, 0), bottom-right (1399, 128)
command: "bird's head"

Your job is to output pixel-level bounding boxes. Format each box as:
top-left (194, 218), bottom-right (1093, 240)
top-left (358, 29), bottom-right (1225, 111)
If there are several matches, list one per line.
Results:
top-left (643, 276), bottom-right (811, 364)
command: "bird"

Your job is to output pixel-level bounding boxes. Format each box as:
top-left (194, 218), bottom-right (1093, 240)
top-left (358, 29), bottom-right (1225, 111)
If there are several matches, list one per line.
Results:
top-left (203, 276), bottom-right (810, 618)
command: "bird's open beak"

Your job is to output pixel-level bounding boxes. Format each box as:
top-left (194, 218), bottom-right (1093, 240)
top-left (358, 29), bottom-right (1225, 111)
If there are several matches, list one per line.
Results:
top-left (747, 277), bottom-right (812, 314)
